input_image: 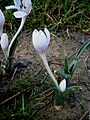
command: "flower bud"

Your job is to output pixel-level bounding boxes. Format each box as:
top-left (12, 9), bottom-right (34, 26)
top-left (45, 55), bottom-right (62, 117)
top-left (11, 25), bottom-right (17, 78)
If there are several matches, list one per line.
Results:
top-left (1, 33), bottom-right (8, 50)
top-left (59, 79), bottom-right (66, 92)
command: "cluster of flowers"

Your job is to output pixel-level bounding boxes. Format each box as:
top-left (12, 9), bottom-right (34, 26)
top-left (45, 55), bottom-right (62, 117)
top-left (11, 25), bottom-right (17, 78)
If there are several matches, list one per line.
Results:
top-left (0, 0), bottom-right (66, 92)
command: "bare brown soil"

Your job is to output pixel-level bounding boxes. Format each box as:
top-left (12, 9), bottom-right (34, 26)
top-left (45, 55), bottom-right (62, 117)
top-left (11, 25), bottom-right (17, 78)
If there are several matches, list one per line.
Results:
top-left (0, 29), bottom-right (90, 119)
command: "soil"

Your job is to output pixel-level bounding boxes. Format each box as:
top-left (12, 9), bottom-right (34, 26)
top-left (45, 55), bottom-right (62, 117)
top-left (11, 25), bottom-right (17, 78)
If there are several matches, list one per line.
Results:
top-left (0, 29), bottom-right (90, 120)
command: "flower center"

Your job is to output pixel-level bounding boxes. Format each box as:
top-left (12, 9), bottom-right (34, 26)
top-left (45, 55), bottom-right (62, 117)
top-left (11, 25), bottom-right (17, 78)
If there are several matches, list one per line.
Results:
top-left (20, 0), bottom-right (26, 10)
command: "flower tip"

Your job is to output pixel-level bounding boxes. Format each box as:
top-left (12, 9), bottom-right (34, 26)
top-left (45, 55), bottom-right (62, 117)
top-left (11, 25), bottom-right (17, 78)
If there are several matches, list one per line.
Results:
top-left (33, 29), bottom-right (38, 33)
top-left (59, 79), bottom-right (66, 92)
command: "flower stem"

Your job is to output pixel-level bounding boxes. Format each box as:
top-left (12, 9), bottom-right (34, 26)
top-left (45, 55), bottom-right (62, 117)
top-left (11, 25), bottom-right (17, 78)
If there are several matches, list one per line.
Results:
top-left (40, 53), bottom-right (64, 106)
top-left (40, 53), bottom-right (59, 90)
top-left (7, 17), bottom-right (26, 57)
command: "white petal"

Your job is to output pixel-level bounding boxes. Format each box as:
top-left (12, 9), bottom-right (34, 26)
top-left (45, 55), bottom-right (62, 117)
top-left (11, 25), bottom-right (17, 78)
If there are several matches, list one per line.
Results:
top-left (59, 79), bottom-right (66, 92)
top-left (5, 5), bottom-right (17, 10)
top-left (14, 0), bottom-right (21, 10)
top-left (25, 0), bottom-right (32, 14)
top-left (1, 33), bottom-right (8, 50)
top-left (13, 11), bottom-right (27, 18)
top-left (44, 28), bottom-right (50, 45)
top-left (32, 29), bottom-right (40, 52)
top-left (32, 29), bottom-right (48, 53)
top-left (0, 9), bottom-right (5, 28)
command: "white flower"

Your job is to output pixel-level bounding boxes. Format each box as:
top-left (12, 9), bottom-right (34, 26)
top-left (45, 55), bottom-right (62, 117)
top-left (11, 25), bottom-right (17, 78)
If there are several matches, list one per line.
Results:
top-left (59, 79), bottom-right (66, 92)
top-left (32, 28), bottom-right (50, 53)
top-left (0, 9), bottom-right (5, 37)
top-left (5, 0), bottom-right (32, 18)
top-left (1, 33), bottom-right (8, 50)
top-left (32, 28), bottom-right (59, 89)
top-left (1, 33), bottom-right (8, 57)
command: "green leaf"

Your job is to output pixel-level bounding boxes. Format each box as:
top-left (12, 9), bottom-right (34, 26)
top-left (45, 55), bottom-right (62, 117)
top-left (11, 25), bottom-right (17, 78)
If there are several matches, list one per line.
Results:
top-left (69, 40), bottom-right (90, 76)
top-left (55, 68), bottom-right (71, 81)
top-left (75, 40), bottom-right (90, 60)
top-left (64, 56), bottom-right (69, 74)
top-left (63, 86), bottom-right (82, 97)
top-left (69, 59), bottom-right (78, 76)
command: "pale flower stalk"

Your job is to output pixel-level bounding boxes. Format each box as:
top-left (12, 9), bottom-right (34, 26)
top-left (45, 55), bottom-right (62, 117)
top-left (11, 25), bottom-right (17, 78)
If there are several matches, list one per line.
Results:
top-left (7, 17), bottom-right (26, 57)
top-left (40, 53), bottom-right (59, 89)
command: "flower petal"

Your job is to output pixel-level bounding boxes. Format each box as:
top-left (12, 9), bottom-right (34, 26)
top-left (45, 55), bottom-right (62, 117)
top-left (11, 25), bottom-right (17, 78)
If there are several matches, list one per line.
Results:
top-left (24, 0), bottom-right (32, 14)
top-left (32, 29), bottom-right (48, 53)
top-left (13, 11), bottom-right (27, 18)
top-left (14, 0), bottom-right (21, 10)
top-left (0, 9), bottom-right (5, 28)
top-left (59, 79), bottom-right (66, 92)
top-left (5, 5), bottom-right (17, 10)
top-left (1, 33), bottom-right (8, 50)
top-left (44, 28), bottom-right (50, 45)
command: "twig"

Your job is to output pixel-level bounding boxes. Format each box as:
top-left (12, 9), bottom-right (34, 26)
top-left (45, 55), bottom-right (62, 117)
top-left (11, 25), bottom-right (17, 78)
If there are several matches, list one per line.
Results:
top-left (79, 110), bottom-right (89, 120)
top-left (0, 87), bottom-right (29, 105)
top-left (10, 67), bottom-right (17, 82)
top-left (43, 89), bottom-right (54, 99)
top-left (83, 82), bottom-right (90, 91)
top-left (32, 97), bottom-right (54, 116)
top-left (7, 67), bottom-right (17, 89)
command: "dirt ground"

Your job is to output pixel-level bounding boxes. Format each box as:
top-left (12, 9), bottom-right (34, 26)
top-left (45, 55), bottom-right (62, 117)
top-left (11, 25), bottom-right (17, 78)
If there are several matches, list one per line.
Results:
top-left (0, 29), bottom-right (90, 119)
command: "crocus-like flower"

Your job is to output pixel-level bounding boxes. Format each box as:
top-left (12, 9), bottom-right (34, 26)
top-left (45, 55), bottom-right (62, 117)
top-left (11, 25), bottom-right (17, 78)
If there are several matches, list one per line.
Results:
top-left (59, 79), bottom-right (66, 92)
top-left (0, 9), bottom-right (5, 37)
top-left (32, 28), bottom-right (50, 53)
top-left (32, 28), bottom-right (59, 89)
top-left (1, 33), bottom-right (8, 58)
top-left (5, 0), bottom-right (32, 18)
top-left (6, 0), bottom-right (32, 57)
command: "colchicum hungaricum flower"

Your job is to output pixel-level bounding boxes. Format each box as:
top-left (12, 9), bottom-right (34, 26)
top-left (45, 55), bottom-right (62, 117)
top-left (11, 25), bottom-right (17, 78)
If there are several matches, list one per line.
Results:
top-left (5, 0), bottom-right (32, 57)
top-left (5, 0), bottom-right (32, 18)
top-left (32, 28), bottom-right (65, 90)
top-left (0, 33), bottom-right (8, 58)
top-left (32, 28), bottom-right (67, 92)
top-left (0, 9), bottom-right (5, 37)
top-left (32, 28), bottom-right (50, 53)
